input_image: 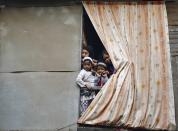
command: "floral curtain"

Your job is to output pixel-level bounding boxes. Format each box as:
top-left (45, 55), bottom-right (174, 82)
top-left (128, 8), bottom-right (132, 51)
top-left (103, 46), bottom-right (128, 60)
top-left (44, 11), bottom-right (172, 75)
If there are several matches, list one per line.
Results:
top-left (78, 1), bottom-right (176, 130)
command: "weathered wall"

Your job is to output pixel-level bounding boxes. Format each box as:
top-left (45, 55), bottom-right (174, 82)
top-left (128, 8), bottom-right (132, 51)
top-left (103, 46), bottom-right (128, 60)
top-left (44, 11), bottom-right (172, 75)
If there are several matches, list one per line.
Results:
top-left (0, 7), bottom-right (81, 72)
top-left (169, 26), bottom-right (178, 131)
top-left (167, 2), bottom-right (178, 26)
top-left (0, 72), bottom-right (79, 130)
top-left (167, 2), bottom-right (178, 130)
top-left (0, 6), bottom-right (82, 130)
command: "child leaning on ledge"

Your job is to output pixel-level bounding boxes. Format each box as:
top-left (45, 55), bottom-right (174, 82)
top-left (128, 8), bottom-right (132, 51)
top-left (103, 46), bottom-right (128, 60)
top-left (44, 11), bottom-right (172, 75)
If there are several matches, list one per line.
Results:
top-left (76, 57), bottom-right (95, 89)
top-left (76, 57), bottom-right (96, 115)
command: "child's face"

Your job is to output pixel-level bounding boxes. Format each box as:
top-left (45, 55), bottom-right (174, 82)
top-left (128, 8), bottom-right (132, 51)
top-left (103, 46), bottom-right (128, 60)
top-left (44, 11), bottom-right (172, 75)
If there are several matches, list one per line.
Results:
top-left (82, 49), bottom-right (89, 59)
top-left (83, 60), bottom-right (92, 71)
top-left (103, 53), bottom-right (111, 64)
top-left (96, 65), bottom-right (106, 75)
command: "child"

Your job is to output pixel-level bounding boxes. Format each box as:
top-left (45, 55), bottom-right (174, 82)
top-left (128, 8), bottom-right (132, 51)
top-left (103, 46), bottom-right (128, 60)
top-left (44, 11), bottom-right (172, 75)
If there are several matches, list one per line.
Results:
top-left (94, 62), bottom-right (108, 93)
top-left (81, 47), bottom-right (98, 71)
top-left (81, 47), bottom-right (90, 69)
top-left (81, 47), bottom-right (89, 59)
top-left (76, 57), bottom-right (96, 115)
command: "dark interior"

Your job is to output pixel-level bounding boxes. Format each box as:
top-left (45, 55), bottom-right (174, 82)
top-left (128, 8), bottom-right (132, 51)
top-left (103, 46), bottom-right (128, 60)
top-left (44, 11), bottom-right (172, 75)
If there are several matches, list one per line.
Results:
top-left (83, 7), bottom-right (105, 62)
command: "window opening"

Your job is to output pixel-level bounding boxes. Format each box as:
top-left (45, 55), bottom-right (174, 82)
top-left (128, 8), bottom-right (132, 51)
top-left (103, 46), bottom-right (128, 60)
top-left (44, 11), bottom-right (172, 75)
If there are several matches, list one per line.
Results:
top-left (76, 7), bottom-right (115, 116)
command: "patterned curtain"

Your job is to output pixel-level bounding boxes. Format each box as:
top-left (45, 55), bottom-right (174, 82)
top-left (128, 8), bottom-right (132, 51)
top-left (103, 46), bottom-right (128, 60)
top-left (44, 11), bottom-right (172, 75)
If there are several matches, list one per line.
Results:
top-left (78, 1), bottom-right (176, 130)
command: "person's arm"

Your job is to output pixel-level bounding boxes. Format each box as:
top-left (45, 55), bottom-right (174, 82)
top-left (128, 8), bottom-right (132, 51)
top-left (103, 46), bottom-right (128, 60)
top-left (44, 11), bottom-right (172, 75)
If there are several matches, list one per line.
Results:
top-left (85, 74), bottom-right (97, 89)
top-left (76, 70), bottom-right (86, 88)
top-left (102, 75), bottom-right (109, 85)
top-left (94, 75), bottom-right (100, 86)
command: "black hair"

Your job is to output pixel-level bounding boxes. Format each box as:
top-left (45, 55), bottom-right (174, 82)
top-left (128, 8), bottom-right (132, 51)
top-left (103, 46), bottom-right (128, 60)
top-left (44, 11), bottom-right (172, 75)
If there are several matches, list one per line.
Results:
top-left (97, 64), bottom-right (107, 69)
top-left (82, 46), bottom-right (89, 52)
top-left (102, 49), bottom-right (108, 56)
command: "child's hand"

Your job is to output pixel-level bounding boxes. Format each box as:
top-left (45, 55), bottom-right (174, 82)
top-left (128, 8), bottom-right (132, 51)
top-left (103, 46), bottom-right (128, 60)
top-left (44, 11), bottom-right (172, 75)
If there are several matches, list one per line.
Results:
top-left (85, 82), bottom-right (92, 89)
top-left (105, 70), bottom-right (110, 75)
top-left (96, 72), bottom-right (101, 77)
top-left (102, 72), bottom-right (107, 77)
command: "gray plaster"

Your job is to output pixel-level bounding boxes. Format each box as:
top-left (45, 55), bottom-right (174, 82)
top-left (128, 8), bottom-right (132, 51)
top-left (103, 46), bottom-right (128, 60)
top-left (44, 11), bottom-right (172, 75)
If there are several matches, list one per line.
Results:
top-left (0, 72), bottom-right (80, 130)
top-left (0, 6), bottom-right (82, 72)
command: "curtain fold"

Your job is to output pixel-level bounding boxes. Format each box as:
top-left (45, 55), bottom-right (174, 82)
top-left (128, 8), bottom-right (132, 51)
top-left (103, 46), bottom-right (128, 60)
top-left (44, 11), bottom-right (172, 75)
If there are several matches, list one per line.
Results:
top-left (78, 1), bottom-right (176, 130)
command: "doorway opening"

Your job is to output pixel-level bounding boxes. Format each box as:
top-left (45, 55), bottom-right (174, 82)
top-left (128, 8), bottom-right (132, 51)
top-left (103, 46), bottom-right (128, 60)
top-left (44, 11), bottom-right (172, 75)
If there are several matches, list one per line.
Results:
top-left (82, 7), bottom-right (115, 75)
top-left (77, 7), bottom-right (115, 117)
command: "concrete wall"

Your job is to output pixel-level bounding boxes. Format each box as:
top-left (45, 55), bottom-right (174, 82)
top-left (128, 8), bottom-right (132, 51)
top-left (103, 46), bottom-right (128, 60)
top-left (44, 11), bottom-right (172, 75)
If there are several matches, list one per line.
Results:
top-left (169, 26), bottom-right (178, 130)
top-left (167, 2), bottom-right (178, 130)
top-left (0, 7), bottom-right (81, 72)
top-left (0, 6), bottom-right (82, 130)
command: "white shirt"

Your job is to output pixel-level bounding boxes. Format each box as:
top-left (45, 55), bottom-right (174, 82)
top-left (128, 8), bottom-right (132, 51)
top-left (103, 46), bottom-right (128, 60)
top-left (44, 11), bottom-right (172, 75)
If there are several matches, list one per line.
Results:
top-left (76, 69), bottom-right (95, 88)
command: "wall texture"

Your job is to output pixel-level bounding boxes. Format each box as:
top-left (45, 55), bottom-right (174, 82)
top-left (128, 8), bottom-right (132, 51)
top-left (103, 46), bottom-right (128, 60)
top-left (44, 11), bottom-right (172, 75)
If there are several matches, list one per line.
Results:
top-left (167, 2), bottom-right (178, 26)
top-left (167, 2), bottom-right (178, 130)
top-left (0, 6), bottom-right (82, 130)
top-left (0, 7), bottom-right (81, 72)
top-left (169, 26), bottom-right (178, 131)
